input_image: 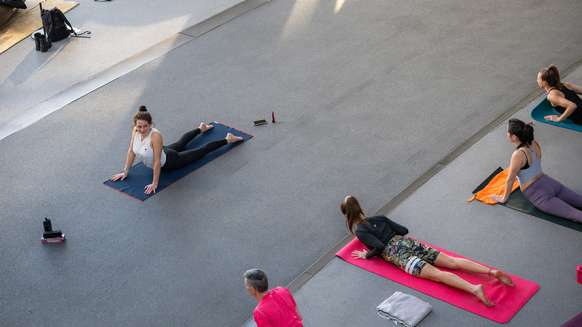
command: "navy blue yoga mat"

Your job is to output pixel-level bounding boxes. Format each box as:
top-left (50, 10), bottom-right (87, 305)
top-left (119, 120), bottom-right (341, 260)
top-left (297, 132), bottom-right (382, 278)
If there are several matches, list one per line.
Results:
top-left (104, 122), bottom-right (252, 201)
top-left (531, 99), bottom-right (582, 133)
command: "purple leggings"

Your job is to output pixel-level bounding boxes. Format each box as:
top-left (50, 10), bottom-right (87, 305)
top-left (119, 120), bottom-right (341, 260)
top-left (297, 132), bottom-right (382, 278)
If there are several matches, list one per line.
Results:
top-left (523, 175), bottom-right (582, 222)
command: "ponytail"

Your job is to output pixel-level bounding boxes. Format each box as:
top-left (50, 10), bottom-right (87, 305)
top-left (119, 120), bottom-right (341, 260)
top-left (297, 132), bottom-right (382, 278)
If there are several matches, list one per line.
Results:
top-left (508, 118), bottom-right (534, 148)
top-left (539, 65), bottom-right (562, 88)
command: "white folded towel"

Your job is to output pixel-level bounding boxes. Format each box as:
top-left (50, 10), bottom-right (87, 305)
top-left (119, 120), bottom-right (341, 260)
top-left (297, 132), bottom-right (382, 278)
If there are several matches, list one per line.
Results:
top-left (377, 291), bottom-right (432, 327)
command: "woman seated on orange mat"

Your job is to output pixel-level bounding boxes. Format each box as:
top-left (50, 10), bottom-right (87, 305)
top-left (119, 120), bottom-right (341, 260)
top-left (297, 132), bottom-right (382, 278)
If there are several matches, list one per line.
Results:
top-left (538, 65), bottom-right (582, 125)
top-left (110, 105), bottom-right (243, 194)
top-left (490, 119), bottom-right (582, 222)
top-left (341, 195), bottom-right (514, 306)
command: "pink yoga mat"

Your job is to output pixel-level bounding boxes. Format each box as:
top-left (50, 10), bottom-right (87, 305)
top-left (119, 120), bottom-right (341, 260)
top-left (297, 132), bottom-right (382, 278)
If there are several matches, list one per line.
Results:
top-left (337, 238), bottom-right (539, 324)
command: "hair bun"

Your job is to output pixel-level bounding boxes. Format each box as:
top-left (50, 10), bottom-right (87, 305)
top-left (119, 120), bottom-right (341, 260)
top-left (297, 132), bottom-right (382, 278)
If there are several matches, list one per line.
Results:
top-left (139, 105), bottom-right (148, 112)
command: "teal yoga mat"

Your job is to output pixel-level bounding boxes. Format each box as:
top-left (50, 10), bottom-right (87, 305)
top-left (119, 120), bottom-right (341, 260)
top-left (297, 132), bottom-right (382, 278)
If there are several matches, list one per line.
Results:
top-left (473, 167), bottom-right (582, 232)
top-left (531, 99), bottom-right (582, 132)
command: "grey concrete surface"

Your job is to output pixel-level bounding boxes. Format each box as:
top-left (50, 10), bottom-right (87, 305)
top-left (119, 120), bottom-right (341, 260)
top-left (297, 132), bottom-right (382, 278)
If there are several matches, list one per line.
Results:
top-left (0, 0), bottom-right (245, 132)
top-left (0, 33), bottom-right (193, 141)
top-left (1, 0), bottom-right (582, 326)
top-left (289, 81), bottom-right (582, 326)
top-left (0, 0), bottom-right (271, 142)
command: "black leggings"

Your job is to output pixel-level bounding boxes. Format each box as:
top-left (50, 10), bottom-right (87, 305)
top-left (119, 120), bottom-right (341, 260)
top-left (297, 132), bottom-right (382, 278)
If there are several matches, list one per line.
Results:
top-left (162, 128), bottom-right (228, 171)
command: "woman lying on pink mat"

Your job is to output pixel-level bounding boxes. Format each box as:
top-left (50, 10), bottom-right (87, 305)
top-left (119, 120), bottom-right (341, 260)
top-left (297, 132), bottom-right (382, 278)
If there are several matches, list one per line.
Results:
top-left (340, 195), bottom-right (514, 306)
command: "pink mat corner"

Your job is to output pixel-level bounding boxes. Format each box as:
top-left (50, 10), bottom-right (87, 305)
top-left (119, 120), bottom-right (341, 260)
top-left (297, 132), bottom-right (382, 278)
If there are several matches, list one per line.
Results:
top-left (336, 238), bottom-right (539, 324)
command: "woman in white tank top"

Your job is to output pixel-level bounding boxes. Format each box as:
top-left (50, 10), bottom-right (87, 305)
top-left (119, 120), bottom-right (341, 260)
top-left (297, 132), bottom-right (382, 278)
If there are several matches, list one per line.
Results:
top-left (110, 105), bottom-right (243, 194)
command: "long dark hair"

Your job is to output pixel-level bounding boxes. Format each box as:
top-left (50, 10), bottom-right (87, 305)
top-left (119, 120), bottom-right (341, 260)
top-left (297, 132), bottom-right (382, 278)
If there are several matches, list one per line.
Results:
top-left (508, 118), bottom-right (534, 149)
top-left (133, 105), bottom-right (152, 125)
top-left (340, 195), bottom-right (365, 235)
top-left (539, 65), bottom-right (562, 88)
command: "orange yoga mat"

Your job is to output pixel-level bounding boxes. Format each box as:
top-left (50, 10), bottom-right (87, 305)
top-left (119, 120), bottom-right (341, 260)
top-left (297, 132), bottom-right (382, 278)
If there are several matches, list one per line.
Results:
top-left (467, 167), bottom-right (518, 205)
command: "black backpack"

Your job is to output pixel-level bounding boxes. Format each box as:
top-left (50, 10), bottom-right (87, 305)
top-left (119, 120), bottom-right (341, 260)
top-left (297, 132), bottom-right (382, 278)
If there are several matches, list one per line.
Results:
top-left (40, 4), bottom-right (76, 42)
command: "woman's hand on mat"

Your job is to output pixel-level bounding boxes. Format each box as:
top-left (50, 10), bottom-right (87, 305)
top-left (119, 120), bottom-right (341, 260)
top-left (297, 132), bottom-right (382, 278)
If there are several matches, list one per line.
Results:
top-left (544, 114), bottom-right (561, 122)
top-left (111, 172), bottom-right (127, 181)
top-left (144, 183), bottom-right (157, 194)
top-left (351, 250), bottom-right (368, 259)
top-left (490, 195), bottom-right (507, 204)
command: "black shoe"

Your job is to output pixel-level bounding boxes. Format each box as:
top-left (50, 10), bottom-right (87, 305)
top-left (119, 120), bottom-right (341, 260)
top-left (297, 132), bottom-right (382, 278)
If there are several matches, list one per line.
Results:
top-left (34, 33), bottom-right (42, 51)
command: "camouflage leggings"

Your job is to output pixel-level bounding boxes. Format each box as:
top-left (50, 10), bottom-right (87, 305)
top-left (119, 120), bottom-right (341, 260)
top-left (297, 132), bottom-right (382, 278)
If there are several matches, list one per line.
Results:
top-left (381, 236), bottom-right (440, 276)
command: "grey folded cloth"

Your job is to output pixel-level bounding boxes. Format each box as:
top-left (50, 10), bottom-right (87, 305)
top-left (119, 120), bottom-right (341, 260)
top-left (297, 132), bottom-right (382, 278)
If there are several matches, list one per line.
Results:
top-left (377, 291), bottom-right (432, 327)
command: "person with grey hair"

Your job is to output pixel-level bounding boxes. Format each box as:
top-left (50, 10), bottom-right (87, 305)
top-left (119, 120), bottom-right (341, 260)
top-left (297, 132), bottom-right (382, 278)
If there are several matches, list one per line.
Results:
top-left (243, 269), bottom-right (303, 327)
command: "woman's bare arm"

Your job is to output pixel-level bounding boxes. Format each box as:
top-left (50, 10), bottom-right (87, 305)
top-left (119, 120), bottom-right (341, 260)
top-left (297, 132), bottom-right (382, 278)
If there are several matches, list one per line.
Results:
top-left (123, 129), bottom-right (137, 173)
top-left (547, 91), bottom-right (578, 122)
top-left (145, 132), bottom-right (163, 194)
top-left (497, 150), bottom-right (525, 203)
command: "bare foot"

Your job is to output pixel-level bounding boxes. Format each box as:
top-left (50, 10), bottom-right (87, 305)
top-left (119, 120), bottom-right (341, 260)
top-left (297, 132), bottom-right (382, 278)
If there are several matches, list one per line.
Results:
top-left (490, 270), bottom-right (514, 287)
top-left (473, 284), bottom-right (494, 307)
top-left (199, 122), bottom-right (214, 133)
top-left (226, 133), bottom-right (243, 143)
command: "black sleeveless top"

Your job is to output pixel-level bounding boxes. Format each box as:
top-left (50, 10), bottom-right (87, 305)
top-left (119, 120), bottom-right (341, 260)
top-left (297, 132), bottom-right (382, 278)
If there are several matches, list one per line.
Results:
top-left (551, 85), bottom-right (582, 125)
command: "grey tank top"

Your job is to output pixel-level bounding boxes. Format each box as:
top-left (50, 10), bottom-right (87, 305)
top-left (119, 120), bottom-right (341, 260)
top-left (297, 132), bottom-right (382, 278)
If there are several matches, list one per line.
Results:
top-left (516, 147), bottom-right (542, 186)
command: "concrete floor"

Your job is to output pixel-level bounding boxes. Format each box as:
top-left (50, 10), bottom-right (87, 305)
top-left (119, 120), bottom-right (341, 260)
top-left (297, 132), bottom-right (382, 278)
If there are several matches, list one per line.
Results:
top-left (0, 0), bottom-right (245, 136)
top-left (1, 0), bottom-right (581, 326)
top-left (287, 88), bottom-right (582, 326)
